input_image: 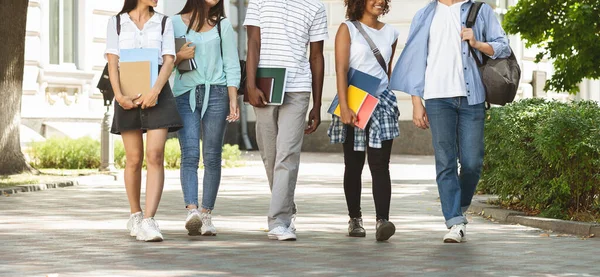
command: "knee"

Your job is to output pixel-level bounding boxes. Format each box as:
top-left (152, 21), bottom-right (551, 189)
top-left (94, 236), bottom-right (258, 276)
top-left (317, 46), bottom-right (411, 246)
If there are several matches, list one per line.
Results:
top-left (367, 157), bottom-right (389, 173)
top-left (460, 158), bottom-right (483, 175)
top-left (146, 149), bottom-right (164, 167)
top-left (180, 146), bottom-right (200, 167)
top-left (125, 151), bottom-right (143, 170)
top-left (203, 150), bottom-right (222, 170)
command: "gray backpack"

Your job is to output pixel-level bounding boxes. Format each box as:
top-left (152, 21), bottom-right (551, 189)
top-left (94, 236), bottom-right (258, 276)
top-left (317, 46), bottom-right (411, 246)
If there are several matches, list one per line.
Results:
top-left (467, 2), bottom-right (521, 107)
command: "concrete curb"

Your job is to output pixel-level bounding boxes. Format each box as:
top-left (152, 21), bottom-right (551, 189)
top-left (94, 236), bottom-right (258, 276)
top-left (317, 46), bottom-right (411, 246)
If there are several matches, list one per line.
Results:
top-left (0, 180), bottom-right (78, 196)
top-left (469, 196), bottom-right (599, 237)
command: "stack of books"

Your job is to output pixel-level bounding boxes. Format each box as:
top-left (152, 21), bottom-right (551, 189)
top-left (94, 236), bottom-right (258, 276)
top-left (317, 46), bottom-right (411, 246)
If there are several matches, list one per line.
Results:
top-left (328, 68), bottom-right (381, 129)
top-left (118, 48), bottom-right (159, 102)
top-left (244, 67), bottom-right (288, 105)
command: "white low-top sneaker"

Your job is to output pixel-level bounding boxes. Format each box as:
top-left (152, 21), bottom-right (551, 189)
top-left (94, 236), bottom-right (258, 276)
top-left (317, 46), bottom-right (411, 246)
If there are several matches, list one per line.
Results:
top-left (137, 218), bottom-right (164, 242)
top-left (200, 211), bottom-right (217, 236)
top-left (127, 211), bottom-right (143, 237)
top-left (267, 226), bottom-right (297, 241)
top-left (185, 209), bottom-right (202, 236)
top-left (443, 223), bottom-right (466, 243)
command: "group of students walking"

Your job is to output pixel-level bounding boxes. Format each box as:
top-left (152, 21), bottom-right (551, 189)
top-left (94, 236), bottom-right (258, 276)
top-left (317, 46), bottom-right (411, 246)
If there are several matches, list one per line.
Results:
top-left (104, 0), bottom-right (511, 243)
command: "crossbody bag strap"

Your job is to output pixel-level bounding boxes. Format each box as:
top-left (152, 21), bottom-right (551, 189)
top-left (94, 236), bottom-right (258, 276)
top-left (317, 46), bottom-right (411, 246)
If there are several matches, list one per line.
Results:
top-left (350, 20), bottom-right (388, 73)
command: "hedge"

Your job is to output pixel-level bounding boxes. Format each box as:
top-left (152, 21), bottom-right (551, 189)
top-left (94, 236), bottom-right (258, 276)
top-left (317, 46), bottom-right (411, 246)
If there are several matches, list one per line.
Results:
top-left (480, 99), bottom-right (600, 220)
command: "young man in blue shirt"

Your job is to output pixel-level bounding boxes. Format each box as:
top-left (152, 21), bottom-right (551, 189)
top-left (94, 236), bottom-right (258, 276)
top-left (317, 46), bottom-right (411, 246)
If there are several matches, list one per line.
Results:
top-left (391, 0), bottom-right (511, 243)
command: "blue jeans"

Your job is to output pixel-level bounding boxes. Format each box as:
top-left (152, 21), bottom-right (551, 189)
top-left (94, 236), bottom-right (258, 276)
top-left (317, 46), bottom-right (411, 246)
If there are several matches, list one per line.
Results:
top-left (175, 85), bottom-right (229, 210)
top-left (425, 97), bottom-right (485, 228)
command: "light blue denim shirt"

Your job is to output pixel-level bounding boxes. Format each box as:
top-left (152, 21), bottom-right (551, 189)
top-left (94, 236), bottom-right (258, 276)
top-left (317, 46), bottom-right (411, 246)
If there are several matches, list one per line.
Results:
top-left (172, 16), bottom-right (241, 116)
top-left (390, 0), bottom-right (511, 105)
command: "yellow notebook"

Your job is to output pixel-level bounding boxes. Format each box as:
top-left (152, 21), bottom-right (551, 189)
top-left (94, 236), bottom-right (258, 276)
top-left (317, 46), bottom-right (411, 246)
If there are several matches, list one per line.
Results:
top-left (333, 85), bottom-right (368, 117)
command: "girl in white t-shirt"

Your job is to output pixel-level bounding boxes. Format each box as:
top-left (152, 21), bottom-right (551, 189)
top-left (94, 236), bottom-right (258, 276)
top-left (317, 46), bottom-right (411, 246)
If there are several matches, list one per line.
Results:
top-left (104, 0), bottom-right (182, 242)
top-left (327, 0), bottom-right (401, 241)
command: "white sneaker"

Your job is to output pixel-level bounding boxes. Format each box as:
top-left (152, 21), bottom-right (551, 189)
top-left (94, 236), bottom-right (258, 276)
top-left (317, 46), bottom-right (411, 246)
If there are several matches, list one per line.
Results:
top-left (136, 218), bottom-right (164, 242)
top-left (443, 223), bottom-right (466, 243)
top-left (185, 209), bottom-right (202, 236)
top-left (268, 226), bottom-right (297, 241)
top-left (127, 211), bottom-right (143, 237)
top-left (200, 211), bottom-right (217, 236)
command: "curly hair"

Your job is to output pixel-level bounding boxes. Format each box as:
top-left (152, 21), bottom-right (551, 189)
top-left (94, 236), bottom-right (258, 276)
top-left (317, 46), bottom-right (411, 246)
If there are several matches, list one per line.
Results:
top-left (344, 0), bottom-right (391, 21)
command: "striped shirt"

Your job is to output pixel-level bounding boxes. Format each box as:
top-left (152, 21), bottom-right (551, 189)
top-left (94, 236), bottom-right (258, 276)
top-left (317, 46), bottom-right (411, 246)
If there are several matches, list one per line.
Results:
top-left (243, 0), bottom-right (329, 92)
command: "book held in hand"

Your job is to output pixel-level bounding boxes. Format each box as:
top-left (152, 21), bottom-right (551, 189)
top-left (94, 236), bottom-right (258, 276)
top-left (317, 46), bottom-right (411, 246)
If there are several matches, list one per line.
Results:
top-left (119, 61), bottom-right (151, 98)
top-left (175, 37), bottom-right (197, 73)
top-left (244, 77), bottom-right (274, 103)
top-left (244, 67), bottom-right (288, 105)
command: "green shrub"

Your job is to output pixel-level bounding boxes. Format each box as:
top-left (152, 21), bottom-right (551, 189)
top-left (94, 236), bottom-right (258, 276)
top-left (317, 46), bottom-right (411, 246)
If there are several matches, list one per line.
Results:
top-left (114, 138), bottom-right (242, 169)
top-left (222, 144), bottom-right (243, 168)
top-left (29, 137), bottom-right (101, 169)
top-left (481, 99), bottom-right (600, 219)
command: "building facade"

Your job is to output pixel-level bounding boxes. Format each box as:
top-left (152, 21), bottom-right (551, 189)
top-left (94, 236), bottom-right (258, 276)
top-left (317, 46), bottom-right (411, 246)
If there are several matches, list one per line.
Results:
top-left (21, 0), bottom-right (600, 153)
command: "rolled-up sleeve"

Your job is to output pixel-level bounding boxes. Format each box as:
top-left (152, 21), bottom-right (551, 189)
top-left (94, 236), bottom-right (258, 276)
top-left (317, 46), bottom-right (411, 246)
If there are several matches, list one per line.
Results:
top-left (483, 5), bottom-right (511, 59)
top-left (161, 17), bottom-right (176, 57)
top-left (221, 20), bottom-right (242, 88)
top-left (104, 16), bottom-right (119, 60)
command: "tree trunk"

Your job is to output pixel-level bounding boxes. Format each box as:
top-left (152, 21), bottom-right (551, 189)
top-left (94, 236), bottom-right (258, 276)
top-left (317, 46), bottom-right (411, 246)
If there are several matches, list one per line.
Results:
top-left (0, 0), bottom-right (31, 175)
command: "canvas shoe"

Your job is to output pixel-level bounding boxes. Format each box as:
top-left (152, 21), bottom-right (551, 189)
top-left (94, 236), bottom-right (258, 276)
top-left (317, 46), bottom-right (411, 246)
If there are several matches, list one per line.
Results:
top-left (443, 223), bottom-right (466, 243)
top-left (127, 211), bottom-right (143, 237)
top-left (136, 218), bottom-right (164, 242)
top-left (185, 209), bottom-right (202, 236)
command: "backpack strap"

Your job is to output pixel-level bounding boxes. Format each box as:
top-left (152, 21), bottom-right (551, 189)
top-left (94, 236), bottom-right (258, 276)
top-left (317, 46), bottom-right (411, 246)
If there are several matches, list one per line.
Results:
top-left (161, 15), bottom-right (168, 35)
top-left (466, 2), bottom-right (484, 67)
top-left (466, 2), bottom-right (483, 29)
top-left (216, 18), bottom-right (224, 58)
top-left (116, 14), bottom-right (121, 35)
top-left (350, 20), bottom-right (388, 73)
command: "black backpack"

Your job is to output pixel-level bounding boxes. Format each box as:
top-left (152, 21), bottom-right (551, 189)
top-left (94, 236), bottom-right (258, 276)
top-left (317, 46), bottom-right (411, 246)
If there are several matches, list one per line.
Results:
top-left (97, 14), bottom-right (168, 106)
top-left (217, 19), bottom-right (246, 96)
top-left (466, 2), bottom-right (521, 107)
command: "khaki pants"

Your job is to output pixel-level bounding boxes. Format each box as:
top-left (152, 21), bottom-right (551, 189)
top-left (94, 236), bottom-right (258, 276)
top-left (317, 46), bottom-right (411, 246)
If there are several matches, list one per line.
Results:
top-left (254, 92), bottom-right (310, 229)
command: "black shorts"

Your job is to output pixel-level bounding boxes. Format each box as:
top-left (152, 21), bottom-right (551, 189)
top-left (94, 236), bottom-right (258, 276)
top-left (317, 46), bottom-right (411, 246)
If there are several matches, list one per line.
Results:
top-left (110, 81), bottom-right (183, 135)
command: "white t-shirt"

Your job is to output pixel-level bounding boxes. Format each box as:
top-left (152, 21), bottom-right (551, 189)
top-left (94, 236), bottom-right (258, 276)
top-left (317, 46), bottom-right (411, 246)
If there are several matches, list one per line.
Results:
top-left (104, 13), bottom-right (176, 65)
top-left (424, 1), bottom-right (468, 100)
top-left (345, 21), bottom-right (399, 94)
top-left (243, 0), bottom-right (329, 93)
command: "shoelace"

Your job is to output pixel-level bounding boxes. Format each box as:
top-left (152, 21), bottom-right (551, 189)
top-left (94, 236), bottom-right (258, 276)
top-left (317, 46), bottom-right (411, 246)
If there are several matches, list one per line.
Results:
top-left (146, 218), bottom-right (160, 230)
top-left (202, 214), bottom-right (213, 226)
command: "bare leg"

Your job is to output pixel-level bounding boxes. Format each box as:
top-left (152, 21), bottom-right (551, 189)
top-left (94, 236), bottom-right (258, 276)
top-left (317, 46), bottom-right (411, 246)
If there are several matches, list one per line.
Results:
top-left (144, 128), bottom-right (169, 218)
top-left (120, 130), bottom-right (144, 214)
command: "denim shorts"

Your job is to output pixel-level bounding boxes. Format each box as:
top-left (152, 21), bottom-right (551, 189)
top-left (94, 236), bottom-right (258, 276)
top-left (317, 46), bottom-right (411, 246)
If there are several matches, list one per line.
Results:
top-left (110, 81), bottom-right (183, 135)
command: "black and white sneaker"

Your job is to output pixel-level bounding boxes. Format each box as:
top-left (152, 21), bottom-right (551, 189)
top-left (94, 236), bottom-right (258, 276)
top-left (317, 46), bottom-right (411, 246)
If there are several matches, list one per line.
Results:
top-left (443, 223), bottom-right (466, 243)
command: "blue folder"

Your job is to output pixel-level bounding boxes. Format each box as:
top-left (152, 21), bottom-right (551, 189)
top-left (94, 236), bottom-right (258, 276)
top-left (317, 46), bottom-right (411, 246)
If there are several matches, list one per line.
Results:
top-left (327, 68), bottom-right (382, 114)
top-left (119, 48), bottom-right (160, 87)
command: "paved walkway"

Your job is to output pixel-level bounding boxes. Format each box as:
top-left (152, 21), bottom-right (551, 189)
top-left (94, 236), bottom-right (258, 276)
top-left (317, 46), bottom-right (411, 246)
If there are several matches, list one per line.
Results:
top-left (1, 153), bottom-right (598, 277)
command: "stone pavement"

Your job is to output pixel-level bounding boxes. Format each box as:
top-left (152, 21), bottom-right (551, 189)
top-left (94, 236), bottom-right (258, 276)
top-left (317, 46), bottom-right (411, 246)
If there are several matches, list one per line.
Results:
top-left (0, 153), bottom-right (598, 277)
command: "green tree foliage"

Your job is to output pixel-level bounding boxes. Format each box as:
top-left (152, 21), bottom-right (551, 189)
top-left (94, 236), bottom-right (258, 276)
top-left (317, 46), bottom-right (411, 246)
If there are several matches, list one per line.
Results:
top-left (503, 0), bottom-right (600, 94)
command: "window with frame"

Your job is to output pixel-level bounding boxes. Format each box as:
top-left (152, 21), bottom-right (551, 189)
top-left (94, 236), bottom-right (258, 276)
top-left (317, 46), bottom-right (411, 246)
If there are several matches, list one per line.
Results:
top-left (49, 0), bottom-right (77, 65)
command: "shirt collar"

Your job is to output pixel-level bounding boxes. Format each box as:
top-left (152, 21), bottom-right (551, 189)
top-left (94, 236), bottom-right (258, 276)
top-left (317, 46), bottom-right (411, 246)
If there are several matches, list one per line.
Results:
top-left (119, 12), bottom-right (161, 25)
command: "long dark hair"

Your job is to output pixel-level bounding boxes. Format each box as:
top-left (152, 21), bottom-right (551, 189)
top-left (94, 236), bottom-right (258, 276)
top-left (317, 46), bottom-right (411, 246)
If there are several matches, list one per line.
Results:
top-left (178, 0), bottom-right (225, 34)
top-left (117, 0), bottom-right (155, 16)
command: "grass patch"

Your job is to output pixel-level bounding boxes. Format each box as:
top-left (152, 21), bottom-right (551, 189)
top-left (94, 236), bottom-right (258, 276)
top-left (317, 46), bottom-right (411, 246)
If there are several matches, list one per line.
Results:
top-left (0, 169), bottom-right (100, 189)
